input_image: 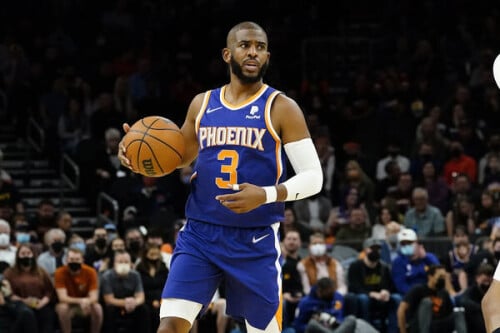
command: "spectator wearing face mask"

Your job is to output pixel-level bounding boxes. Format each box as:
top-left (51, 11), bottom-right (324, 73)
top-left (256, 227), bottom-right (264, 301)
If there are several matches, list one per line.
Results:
top-left (124, 227), bottom-right (144, 265)
top-left (135, 243), bottom-right (169, 333)
top-left (346, 238), bottom-right (400, 333)
top-left (54, 247), bottom-right (103, 333)
top-left (464, 237), bottom-right (500, 288)
top-left (443, 141), bottom-right (477, 185)
top-left (100, 249), bottom-right (149, 333)
top-left (144, 227), bottom-right (171, 269)
top-left (37, 228), bottom-right (67, 281)
top-left (14, 224), bottom-right (31, 245)
top-left (391, 228), bottom-right (440, 295)
top-left (84, 227), bottom-right (110, 271)
top-left (297, 233), bottom-right (346, 295)
top-left (3, 244), bottom-right (56, 333)
top-left (0, 219), bottom-right (16, 270)
top-left (68, 234), bottom-right (87, 255)
top-left (97, 236), bottom-right (126, 274)
top-left (461, 263), bottom-right (493, 333)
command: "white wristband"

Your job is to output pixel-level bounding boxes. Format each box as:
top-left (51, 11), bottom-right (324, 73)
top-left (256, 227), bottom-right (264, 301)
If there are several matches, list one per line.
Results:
top-left (263, 186), bottom-right (277, 203)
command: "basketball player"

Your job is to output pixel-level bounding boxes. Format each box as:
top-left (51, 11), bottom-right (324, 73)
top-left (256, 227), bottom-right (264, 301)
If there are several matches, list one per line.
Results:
top-left (118, 21), bottom-right (323, 333)
top-left (481, 53), bottom-right (500, 333)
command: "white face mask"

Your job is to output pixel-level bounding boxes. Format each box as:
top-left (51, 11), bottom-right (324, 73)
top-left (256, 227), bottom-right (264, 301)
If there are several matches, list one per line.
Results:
top-left (310, 243), bottom-right (327, 257)
top-left (0, 233), bottom-right (10, 247)
top-left (115, 263), bottom-right (131, 275)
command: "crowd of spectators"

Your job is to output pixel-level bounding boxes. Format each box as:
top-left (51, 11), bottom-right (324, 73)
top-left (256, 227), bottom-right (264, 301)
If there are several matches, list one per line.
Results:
top-left (0, 0), bottom-right (500, 332)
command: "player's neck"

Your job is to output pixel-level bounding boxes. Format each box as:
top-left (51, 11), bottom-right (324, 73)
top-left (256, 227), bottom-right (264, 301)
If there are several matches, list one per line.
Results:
top-left (225, 80), bottom-right (264, 104)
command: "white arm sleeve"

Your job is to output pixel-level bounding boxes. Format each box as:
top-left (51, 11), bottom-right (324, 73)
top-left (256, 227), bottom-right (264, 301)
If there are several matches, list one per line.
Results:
top-left (282, 138), bottom-right (323, 201)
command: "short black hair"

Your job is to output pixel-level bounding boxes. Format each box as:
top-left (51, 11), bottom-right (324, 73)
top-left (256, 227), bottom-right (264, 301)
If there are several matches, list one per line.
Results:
top-left (316, 277), bottom-right (336, 291)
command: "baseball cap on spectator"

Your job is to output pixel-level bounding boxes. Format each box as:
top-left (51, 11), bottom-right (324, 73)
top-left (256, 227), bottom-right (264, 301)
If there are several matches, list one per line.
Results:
top-left (104, 223), bottom-right (117, 232)
top-left (398, 228), bottom-right (417, 244)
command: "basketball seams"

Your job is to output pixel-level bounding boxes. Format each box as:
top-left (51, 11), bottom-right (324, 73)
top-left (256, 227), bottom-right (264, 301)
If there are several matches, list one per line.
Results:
top-left (141, 116), bottom-right (174, 130)
top-left (139, 139), bottom-right (165, 175)
top-left (136, 117), bottom-right (161, 173)
top-left (127, 129), bottom-right (183, 160)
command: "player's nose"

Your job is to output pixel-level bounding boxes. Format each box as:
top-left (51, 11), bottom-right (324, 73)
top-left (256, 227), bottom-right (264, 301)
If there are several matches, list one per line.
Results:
top-left (247, 44), bottom-right (258, 56)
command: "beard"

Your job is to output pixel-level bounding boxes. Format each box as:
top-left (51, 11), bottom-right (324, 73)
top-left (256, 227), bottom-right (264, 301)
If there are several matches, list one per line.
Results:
top-left (230, 57), bottom-right (269, 84)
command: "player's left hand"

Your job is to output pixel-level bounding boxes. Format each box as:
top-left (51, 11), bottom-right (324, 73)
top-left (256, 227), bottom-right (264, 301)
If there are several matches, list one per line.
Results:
top-left (118, 123), bottom-right (135, 171)
top-left (215, 183), bottom-right (267, 214)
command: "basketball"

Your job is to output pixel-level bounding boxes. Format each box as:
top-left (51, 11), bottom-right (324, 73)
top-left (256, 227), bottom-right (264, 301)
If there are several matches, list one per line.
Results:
top-left (122, 116), bottom-right (185, 177)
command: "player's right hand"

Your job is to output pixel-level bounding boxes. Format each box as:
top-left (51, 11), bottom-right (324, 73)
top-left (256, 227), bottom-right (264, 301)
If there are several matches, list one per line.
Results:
top-left (118, 123), bottom-right (133, 170)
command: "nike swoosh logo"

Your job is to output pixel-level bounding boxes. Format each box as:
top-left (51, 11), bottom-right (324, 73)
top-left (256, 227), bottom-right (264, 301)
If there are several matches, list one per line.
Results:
top-left (206, 107), bottom-right (222, 114)
top-left (252, 234), bottom-right (270, 244)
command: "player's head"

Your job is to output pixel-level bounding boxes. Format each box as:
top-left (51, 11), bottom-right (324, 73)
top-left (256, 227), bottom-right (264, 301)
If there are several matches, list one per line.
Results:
top-left (223, 21), bottom-right (270, 84)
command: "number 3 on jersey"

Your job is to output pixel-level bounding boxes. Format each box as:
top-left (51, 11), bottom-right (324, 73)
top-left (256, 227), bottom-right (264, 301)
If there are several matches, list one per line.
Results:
top-left (215, 149), bottom-right (239, 189)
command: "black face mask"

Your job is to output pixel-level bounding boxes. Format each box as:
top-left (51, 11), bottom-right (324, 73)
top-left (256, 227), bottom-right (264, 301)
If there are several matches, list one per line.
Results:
top-left (68, 262), bottom-right (81, 272)
top-left (18, 257), bottom-right (34, 267)
top-left (51, 241), bottom-right (64, 253)
top-left (450, 149), bottom-right (462, 158)
top-left (128, 240), bottom-right (141, 252)
top-left (367, 251), bottom-right (381, 262)
top-left (147, 258), bottom-right (159, 265)
top-left (494, 251), bottom-right (500, 261)
top-left (95, 238), bottom-right (107, 250)
top-left (435, 277), bottom-right (446, 290)
top-left (479, 283), bottom-right (490, 293)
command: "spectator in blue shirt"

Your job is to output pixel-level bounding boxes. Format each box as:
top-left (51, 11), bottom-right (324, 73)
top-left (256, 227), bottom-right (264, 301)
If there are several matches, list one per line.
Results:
top-left (293, 278), bottom-right (349, 333)
top-left (293, 277), bottom-right (378, 333)
top-left (392, 228), bottom-right (440, 295)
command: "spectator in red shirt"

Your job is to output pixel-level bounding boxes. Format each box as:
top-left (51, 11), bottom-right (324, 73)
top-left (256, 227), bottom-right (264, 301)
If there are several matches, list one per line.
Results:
top-left (443, 141), bottom-right (477, 186)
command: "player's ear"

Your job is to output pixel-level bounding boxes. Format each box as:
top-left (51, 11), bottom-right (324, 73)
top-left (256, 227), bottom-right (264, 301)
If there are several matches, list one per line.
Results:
top-left (222, 48), bottom-right (231, 63)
